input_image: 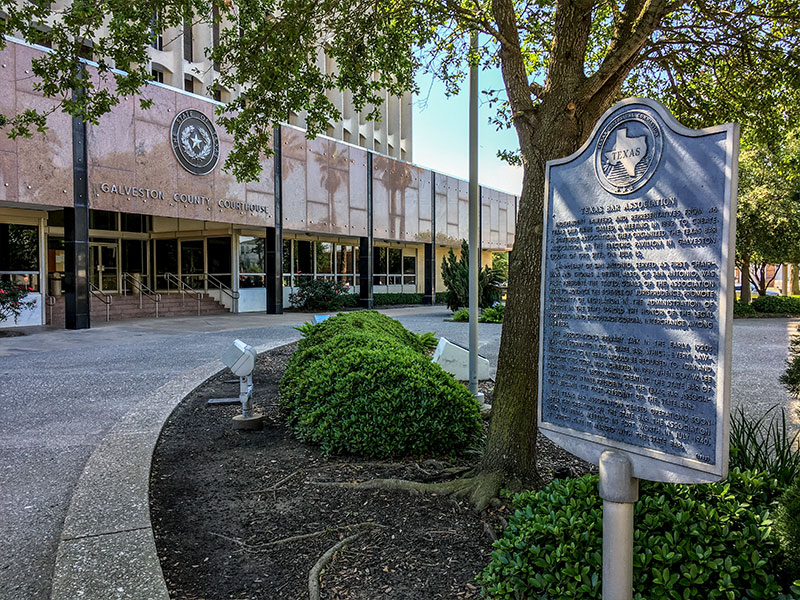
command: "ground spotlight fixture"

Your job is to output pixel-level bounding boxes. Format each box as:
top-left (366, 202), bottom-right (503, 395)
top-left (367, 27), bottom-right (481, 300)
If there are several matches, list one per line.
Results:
top-left (218, 339), bottom-right (264, 430)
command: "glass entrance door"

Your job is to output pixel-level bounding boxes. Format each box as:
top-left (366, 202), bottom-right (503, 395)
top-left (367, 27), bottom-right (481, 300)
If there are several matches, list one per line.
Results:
top-left (90, 243), bottom-right (119, 293)
top-left (180, 240), bottom-right (205, 289)
top-left (154, 239), bottom-right (178, 290)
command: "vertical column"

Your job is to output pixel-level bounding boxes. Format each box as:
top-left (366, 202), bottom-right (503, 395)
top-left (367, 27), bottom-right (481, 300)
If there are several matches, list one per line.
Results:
top-left (65, 86), bottom-right (90, 330)
top-left (266, 125), bottom-right (283, 313)
top-left (359, 152), bottom-right (374, 309)
top-left (423, 171), bottom-right (436, 305)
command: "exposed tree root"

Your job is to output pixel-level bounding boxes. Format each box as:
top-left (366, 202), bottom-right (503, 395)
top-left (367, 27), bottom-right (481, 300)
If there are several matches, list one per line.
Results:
top-left (308, 531), bottom-right (369, 600)
top-left (307, 470), bottom-right (506, 511)
top-left (210, 523), bottom-right (384, 554)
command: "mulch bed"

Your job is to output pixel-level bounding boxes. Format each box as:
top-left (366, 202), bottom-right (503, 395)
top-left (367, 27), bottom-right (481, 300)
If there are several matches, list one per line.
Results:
top-left (150, 343), bottom-right (594, 599)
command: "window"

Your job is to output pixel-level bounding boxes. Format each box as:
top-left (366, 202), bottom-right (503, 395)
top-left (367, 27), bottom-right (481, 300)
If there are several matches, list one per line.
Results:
top-left (293, 240), bottom-right (313, 286)
top-left (315, 242), bottom-right (333, 275)
top-left (239, 236), bottom-right (264, 288)
top-left (89, 209), bottom-right (117, 231)
top-left (374, 247), bottom-right (387, 285)
top-left (184, 76), bottom-right (194, 94)
top-left (150, 12), bottom-right (163, 51)
top-left (1, 224), bottom-right (41, 292)
top-left (78, 43), bottom-right (93, 60)
top-left (121, 214), bottom-right (148, 233)
top-left (373, 246), bottom-right (408, 286)
top-left (207, 237), bottom-right (231, 288)
top-left (152, 68), bottom-right (164, 84)
top-left (183, 20), bottom-right (194, 62)
top-left (403, 255), bottom-right (416, 285)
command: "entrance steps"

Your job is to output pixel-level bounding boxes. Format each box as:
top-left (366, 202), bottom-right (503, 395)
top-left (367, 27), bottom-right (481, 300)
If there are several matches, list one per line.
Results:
top-left (46, 292), bottom-right (229, 326)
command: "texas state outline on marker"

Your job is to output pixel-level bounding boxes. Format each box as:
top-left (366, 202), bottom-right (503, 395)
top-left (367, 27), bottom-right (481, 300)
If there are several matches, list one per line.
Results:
top-left (604, 128), bottom-right (647, 177)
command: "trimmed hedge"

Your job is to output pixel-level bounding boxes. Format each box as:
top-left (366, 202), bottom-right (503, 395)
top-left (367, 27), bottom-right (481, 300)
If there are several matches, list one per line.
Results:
top-left (296, 310), bottom-right (425, 352)
top-left (479, 469), bottom-right (797, 599)
top-left (751, 296), bottom-right (800, 314)
top-left (280, 311), bottom-right (481, 458)
top-left (734, 300), bottom-right (757, 316)
top-left (373, 293), bottom-right (424, 306)
top-left (776, 475), bottom-right (800, 581)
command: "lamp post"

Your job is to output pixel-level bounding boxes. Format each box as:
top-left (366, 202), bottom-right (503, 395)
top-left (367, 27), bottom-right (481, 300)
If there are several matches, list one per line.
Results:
top-left (468, 31), bottom-right (480, 398)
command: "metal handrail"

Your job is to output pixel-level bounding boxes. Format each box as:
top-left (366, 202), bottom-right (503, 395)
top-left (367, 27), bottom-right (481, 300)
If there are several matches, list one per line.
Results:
top-left (163, 272), bottom-right (203, 315)
top-left (89, 283), bottom-right (112, 322)
top-left (45, 295), bottom-right (56, 325)
top-left (204, 273), bottom-right (239, 301)
top-left (121, 272), bottom-right (161, 318)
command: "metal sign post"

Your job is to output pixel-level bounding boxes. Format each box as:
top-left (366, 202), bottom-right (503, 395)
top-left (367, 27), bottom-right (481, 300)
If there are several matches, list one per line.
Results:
top-left (538, 98), bottom-right (739, 598)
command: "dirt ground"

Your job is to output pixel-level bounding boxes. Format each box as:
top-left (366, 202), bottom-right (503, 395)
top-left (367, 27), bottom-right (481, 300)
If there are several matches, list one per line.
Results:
top-left (150, 343), bottom-right (594, 599)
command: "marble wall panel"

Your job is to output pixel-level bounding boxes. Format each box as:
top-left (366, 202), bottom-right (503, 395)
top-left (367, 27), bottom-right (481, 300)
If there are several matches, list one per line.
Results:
top-left (0, 46), bottom-right (17, 154)
top-left (433, 173), bottom-right (450, 246)
top-left (0, 151), bottom-right (19, 203)
top-left (135, 84), bottom-right (177, 128)
top-left (417, 171), bottom-right (432, 243)
top-left (15, 92), bottom-right (73, 208)
top-left (133, 119), bottom-right (179, 196)
top-left (87, 72), bottom-right (136, 172)
top-left (349, 147), bottom-right (368, 213)
top-left (281, 127), bottom-right (307, 232)
top-left (215, 140), bottom-right (248, 202)
top-left (350, 208), bottom-right (368, 237)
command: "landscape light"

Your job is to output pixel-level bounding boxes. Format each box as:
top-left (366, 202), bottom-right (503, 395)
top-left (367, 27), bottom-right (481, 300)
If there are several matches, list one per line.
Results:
top-left (218, 338), bottom-right (264, 430)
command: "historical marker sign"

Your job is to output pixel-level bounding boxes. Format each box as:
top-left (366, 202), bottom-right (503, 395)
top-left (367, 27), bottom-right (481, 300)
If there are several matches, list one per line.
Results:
top-left (538, 98), bottom-right (739, 484)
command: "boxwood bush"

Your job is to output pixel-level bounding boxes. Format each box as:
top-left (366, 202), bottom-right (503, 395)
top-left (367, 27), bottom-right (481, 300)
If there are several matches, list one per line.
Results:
top-left (296, 310), bottom-right (425, 352)
top-left (751, 295), bottom-right (800, 314)
top-left (478, 469), bottom-right (798, 599)
top-left (734, 300), bottom-right (757, 316)
top-left (776, 475), bottom-right (800, 581)
top-left (280, 312), bottom-right (481, 458)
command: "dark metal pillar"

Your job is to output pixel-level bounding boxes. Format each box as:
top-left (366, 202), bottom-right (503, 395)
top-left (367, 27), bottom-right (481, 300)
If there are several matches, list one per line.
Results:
top-left (65, 87), bottom-right (90, 330)
top-left (266, 126), bottom-right (283, 314)
top-left (423, 171), bottom-right (436, 305)
top-left (359, 152), bottom-right (374, 309)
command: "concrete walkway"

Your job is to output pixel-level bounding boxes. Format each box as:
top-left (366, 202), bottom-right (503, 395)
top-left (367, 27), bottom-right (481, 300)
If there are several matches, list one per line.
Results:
top-left (0, 310), bottom-right (797, 600)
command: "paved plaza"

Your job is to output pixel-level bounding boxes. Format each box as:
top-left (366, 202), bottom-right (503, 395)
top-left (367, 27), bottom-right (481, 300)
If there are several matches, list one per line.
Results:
top-left (0, 309), bottom-right (797, 600)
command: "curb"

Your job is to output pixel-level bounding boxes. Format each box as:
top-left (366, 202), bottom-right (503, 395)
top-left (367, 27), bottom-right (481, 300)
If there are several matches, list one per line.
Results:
top-left (49, 340), bottom-right (296, 600)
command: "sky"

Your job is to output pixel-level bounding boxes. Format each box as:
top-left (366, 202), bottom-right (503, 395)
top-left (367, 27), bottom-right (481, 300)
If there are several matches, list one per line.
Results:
top-left (411, 68), bottom-right (524, 197)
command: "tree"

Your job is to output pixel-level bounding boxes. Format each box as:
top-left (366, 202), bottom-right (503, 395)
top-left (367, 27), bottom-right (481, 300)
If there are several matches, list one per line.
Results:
top-left (736, 132), bottom-right (800, 302)
top-left (440, 241), bottom-right (502, 311)
top-left (2, 0), bottom-right (800, 506)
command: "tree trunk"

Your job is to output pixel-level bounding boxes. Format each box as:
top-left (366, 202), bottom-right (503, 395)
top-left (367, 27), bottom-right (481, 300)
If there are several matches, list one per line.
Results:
top-left (792, 263), bottom-right (799, 295)
top-left (479, 102), bottom-right (607, 490)
top-left (740, 255), bottom-right (751, 303)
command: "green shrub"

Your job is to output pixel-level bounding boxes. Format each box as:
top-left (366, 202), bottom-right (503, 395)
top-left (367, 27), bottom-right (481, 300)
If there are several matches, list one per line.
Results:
top-left (279, 331), bottom-right (481, 457)
top-left (781, 325), bottom-right (800, 397)
top-left (730, 405), bottom-right (800, 490)
top-left (296, 310), bottom-right (425, 353)
top-left (373, 293), bottom-right (424, 306)
top-left (452, 308), bottom-right (469, 322)
top-left (288, 278), bottom-right (352, 311)
top-left (776, 476), bottom-right (800, 580)
top-left (751, 295), bottom-right (800, 314)
top-left (734, 300), bottom-right (757, 316)
top-left (416, 331), bottom-right (439, 351)
top-left (441, 240), bottom-right (502, 311)
top-left (478, 469), bottom-right (795, 599)
top-left (479, 303), bottom-right (505, 323)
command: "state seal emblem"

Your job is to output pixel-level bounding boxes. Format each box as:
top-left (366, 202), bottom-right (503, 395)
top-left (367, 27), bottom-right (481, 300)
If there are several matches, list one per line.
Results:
top-left (171, 109), bottom-right (220, 176)
top-left (594, 109), bottom-right (662, 195)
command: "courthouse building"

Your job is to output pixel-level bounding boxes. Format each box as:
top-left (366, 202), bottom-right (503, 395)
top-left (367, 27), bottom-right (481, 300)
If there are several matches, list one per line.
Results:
top-left (0, 36), bottom-right (517, 329)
